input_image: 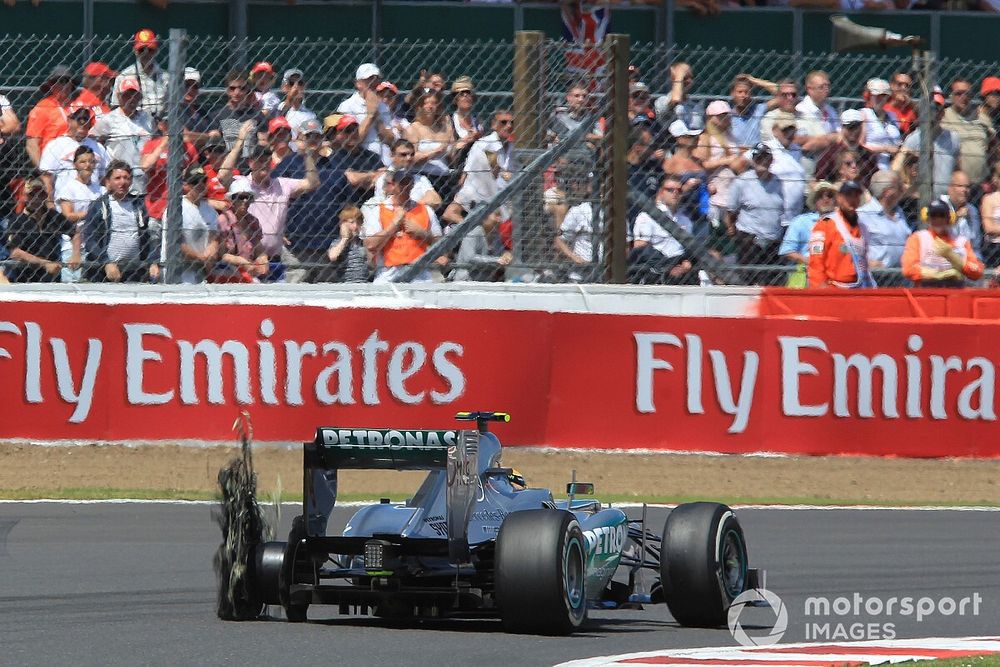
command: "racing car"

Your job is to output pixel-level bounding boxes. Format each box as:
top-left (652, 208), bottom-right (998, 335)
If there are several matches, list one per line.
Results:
top-left (215, 411), bottom-right (765, 634)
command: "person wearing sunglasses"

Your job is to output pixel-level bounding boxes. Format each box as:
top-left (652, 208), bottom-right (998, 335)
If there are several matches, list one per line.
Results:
top-left (942, 77), bottom-right (992, 193)
top-left (814, 109), bottom-right (878, 189)
top-left (176, 164), bottom-right (220, 284)
top-left (779, 180), bottom-right (837, 279)
top-left (276, 69), bottom-right (317, 144)
top-left (456, 109), bottom-right (518, 211)
top-left (208, 69), bottom-right (267, 166)
top-left (628, 174), bottom-right (697, 285)
top-left (213, 179), bottom-right (268, 283)
top-left (111, 29), bottom-right (167, 116)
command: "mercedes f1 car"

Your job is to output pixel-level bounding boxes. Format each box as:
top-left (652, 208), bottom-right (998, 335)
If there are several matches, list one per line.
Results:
top-left (215, 411), bottom-right (765, 634)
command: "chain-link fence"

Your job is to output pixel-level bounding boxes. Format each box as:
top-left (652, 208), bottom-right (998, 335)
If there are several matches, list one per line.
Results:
top-left (1, 32), bottom-right (998, 287)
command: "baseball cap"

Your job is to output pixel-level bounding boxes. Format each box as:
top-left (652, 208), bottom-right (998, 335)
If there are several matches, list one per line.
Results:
top-left (184, 67), bottom-right (201, 84)
top-left (355, 63), bottom-right (381, 81)
top-left (336, 114), bottom-right (359, 132)
top-left (770, 110), bottom-right (797, 129)
top-left (67, 102), bottom-right (94, 123)
top-left (282, 68), bottom-right (304, 85)
top-left (933, 85), bottom-right (946, 107)
top-left (926, 198), bottom-right (951, 218)
top-left (807, 180), bottom-right (837, 209)
top-left (118, 76), bottom-right (141, 94)
top-left (251, 61), bottom-right (274, 76)
top-left (83, 61), bottom-right (117, 78)
top-left (841, 108), bottom-right (864, 125)
top-left (629, 81), bottom-right (650, 95)
top-left (227, 179), bottom-right (255, 201)
top-left (982, 77), bottom-right (1000, 96)
top-left (267, 116), bottom-right (292, 135)
top-left (323, 114), bottom-right (343, 131)
top-left (183, 164), bottom-right (207, 184)
top-left (299, 118), bottom-right (322, 136)
top-left (451, 76), bottom-right (474, 94)
top-left (376, 81), bottom-right (398, 95)
top-left (866, 78), bottom-right (891, 96)
top-left (706, 100), bottom-right (732, 116)
top-left (751, 142), bottom-right (772, 160)
top-left (133, 29), bottom-right (158, 51)
top-left (668, 119), bottom-right (701, 138)
top-left (839, 180), bottom-right (863, 195)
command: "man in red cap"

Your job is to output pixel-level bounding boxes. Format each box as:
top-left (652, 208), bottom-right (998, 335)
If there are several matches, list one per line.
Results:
top-left (978, 76), bottom-right (1000, 137)
top-left (250, 61), bottom-right (280, 116)
top-left (25, 65), bottom-right (76, 166)
top-left (91, 77), bottom-right (154, 195)
top-left (112, 29), bottom-right (167, 116)
top-left (266, 116), bottom-right (295, 169)
top-left (74, 62), bottom-right (117, 118)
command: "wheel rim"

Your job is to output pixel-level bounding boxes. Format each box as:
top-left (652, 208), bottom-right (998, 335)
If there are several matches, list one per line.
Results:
top-left (720, 527), bottom-right (747, 600)
top-left (564, 536), bottom-right (585, 610)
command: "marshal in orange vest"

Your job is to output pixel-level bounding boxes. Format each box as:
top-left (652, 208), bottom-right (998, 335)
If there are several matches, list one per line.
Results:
top-left (378, 203), bottom-right (432, 267)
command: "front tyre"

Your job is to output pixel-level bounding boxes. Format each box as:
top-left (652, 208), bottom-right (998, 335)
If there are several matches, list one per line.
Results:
top-left (660, 502), bottom-right (748, 627)
top-left (495, 509), bottom-right (587, 635)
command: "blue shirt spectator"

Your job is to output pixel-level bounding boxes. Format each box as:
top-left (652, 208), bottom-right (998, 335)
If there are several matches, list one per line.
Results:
top-left (858, 170), bottom-right (912, 269)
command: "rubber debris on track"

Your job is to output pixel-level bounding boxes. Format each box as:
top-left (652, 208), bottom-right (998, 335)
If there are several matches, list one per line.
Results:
top-left (555, 637), bottom-right (1000, 667)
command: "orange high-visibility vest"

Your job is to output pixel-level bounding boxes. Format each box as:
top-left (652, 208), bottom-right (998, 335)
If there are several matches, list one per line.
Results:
top-left (379, 203), bottom-right (431, 267)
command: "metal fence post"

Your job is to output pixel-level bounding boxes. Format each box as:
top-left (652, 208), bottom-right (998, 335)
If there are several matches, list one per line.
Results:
top-left (917, 48), bottom-right (935, 208)
top-left (513, 31), bottom-right (545, 150)
top-left (164, 29), bottom-right (188, 285)
top-left (605, 34), bottom-right (629, 284)
top-left (229, 0), bottom-right (249, 70)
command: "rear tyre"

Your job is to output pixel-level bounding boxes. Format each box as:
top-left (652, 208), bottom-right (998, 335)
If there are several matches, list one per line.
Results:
top-left (660, 502), bottom-right (748, 628)
top-left (279, 517), bottom-right (309, 623)
top-left (495, 509), bottom-right (587, 635)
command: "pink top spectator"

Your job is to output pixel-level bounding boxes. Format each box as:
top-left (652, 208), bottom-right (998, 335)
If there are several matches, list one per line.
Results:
top-left (241, 176), bottom-right (299, 257)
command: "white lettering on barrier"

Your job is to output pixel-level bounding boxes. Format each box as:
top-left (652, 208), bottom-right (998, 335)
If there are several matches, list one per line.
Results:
top-left (779, 336), bottom-right (829, 417)
top-left (125, 323), bottom-right (174, 405)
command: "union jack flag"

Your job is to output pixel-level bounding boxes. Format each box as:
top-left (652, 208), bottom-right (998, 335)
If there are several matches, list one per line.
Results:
top-left (561, 1), bottom-right (610, 77)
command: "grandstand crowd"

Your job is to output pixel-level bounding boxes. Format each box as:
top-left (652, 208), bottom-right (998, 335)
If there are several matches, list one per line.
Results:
top-left (0, 28), bottom-right (998, 287)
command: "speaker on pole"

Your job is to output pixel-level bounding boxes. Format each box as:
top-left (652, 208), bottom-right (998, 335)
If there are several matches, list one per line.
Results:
top-left (830, 15), bottom-right (922, 52)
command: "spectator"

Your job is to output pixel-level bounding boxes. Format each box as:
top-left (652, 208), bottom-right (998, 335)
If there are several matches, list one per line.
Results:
top-left (55, 145), bottom-right (102, 282)
top-left (404, 70), bottom-right (447, 122)
top-left (201, 136), bottom-right (233, 212)
top-left (405, 90), bottom-right (457, 200)
top-left (25, 65), bottom-right (76, 166)
top-left (779, 180), bottom-right (837, 271)
top-left (796, 70), bottom-right (840, 178)
top-left (628, 125), bottom-right (660, 200)
top-left (979, 77), bottom-right (1000, 139)
top-left (942, 170), bottom-right (982, 256)
top-left (895, 151), bottom-right (921, 223)
top-left (661, 120), bottom-right (706, 228)
top-left (628, 174), bottom-right (697, 285)
top-left (942, 77), bottom-right (992, 192)
top-left (5, 176), bottom-right (75, 282)
top-left (111, 29), bottom-right (167, 116)
top-left (554, 169), bottom-right (602, 279)
top-left (902, 198), bottom-right (984, 287)
top-left (0, 87), bottom-right (19, 141)
top-left (815, 109), bottom-right (879, 188)
top-left (173, 164), bottom-right (220, 284)
top-left (213, 179), bottom-right (268, 283)
top-left (979, 162), bottom-right (1000, 266)
top-left (654, 62), bottom-right (703, 132)
top-left (893, 92), bottom-right (960, 198)
top-left (452, 209), bottom-right (511, 282)
top-left (282, 119), bottom-right (353, 283)
top-left (139, 113), bottom-right (198, 232)
top-left (377, 81), bottom-right (409, 148)
top-left (370, 139), bottom-right (441, 207)
top-left (218, 122), bottom-right (319, 262)
top-left (696, 100), bottom-right (745, 239)
top-left (338, 63), bottom-right (395, 161)
top-left (760, 79), bottom-right (798, 143)
top-left (860, 78), bottom-right (902, 170)
top-left (549, 81), bottom-right (601, 145)
top-left (457, 110), bottom-right (518, 212)
top-left (250, 62), bottom-right (281, 117)
top-left (326, 115), bottom-right (384, 202)
top-left (181, 67), bottom-right (213, 145)
top-left (267, 116), bottom-right (295, 169)
top-left (450, 76), bottom-right (485, 145)
top-left (327, 204), bottom-right (370, 283)
top-left (39, 104), bottom-right (108, 197)
top-left (275, 69), bottom-right (316, 144)
top-left (728, 74), bottom-right (778, 147)
top-left (629, 82), bottom-right (664, 149)
top-left (807, 181), bottom-right (876, 289)
top-left (362, 169), bottom-right (442, 283)
top-left (832, 149), bottom-right (873, 204)
top-left (82, 160), bottom-right (159, 283)
top-left (858, 169), bottom-right (911, 272)
top-left (91, 77), bottom-right (154, 196)
top-left (725, 143), bottom-right (785, 273)
top-left (884, 71), bottom-right (917, 136)
top-left (73, 62), bottom-right (117, 118)
top-left (209, 70), bottom-right (267, 167)
top-left (755, 110), bottom-right (805, 223)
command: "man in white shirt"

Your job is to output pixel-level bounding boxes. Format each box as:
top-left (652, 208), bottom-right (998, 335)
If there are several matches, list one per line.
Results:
top-left (456, 110), bottom-right (518, 210)
top-left (111, 29), bottom-right (167, 116)
top-left (362, 170), bottom-right (442, 283)
top-left (39, 104), bottom-right (109, 197)
top-left (753, 110), bottom-right (805, 224)
top-left (629, 174), bottom-right (697, 284)
top-left (367, 139), bottom-right (441, 207)
top-left (795, 70), bottom-right (840, 178)
top-left (337, 63), bottom-right (395, 160)
top-left (276, 69), bottom-right (317, 144)
top-left (91, 77), bottom-right (153, 195)
top-left (175, 164), bottom-right (220, 284)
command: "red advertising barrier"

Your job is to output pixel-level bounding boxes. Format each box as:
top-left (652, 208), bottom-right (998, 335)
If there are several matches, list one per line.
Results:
top-left (757, 287), bottom-right (1000, 321)
top-left (1, 301), bottom-right (998, 457)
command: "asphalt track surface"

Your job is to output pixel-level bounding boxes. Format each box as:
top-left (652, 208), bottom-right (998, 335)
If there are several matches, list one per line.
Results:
top-left (1, 503), bottom-right (997, 666)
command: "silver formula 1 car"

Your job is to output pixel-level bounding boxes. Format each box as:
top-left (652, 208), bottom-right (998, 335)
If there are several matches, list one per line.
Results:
top-left (215, 411), bottom-right (765, 635)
